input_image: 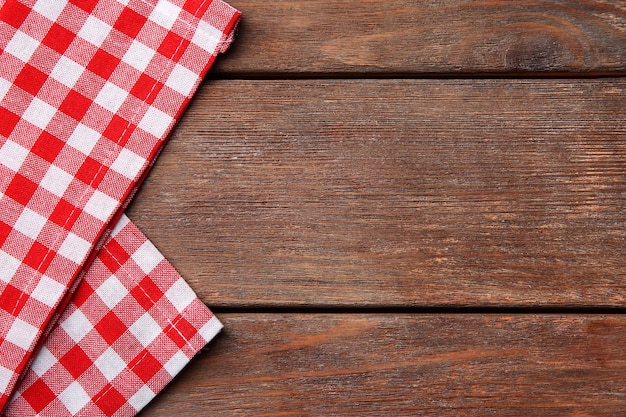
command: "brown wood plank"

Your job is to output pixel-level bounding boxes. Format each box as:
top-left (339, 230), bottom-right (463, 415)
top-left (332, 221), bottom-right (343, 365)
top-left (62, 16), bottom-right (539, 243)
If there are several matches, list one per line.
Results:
top-left (139, 314), bottom-right (626, 416)
top-left (214, 0), bottom-right (626, 75)
top-left (127, 79), bottom-right (626, 308)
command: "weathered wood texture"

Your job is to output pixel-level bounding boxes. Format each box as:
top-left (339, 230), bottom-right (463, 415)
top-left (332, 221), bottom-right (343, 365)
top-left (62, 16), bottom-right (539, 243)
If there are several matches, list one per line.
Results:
top-left (129, 2), bottom-right (626, 414)
top-left (139, 314), bottom-right (626, 416)
top-left (213, 0), bottom-right (626, 75)
top-left (127, 79), bottom-right (626, 308)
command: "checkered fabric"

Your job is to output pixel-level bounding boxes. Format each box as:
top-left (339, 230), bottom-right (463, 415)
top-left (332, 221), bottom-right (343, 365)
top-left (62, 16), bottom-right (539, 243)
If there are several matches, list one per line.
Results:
top-left (4, 215), bottom-right (222, 416)
top-left (0, 0), bottom-right (239, 412)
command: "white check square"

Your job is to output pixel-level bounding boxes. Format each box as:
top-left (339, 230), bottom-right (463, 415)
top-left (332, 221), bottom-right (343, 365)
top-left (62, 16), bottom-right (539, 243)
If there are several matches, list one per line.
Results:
top-left (138, 106), bottom-right (172, 138)
top-left (94, 348), bottom-right (126, 382)
top-left (0, 140), bottom-right (29, 172)
top-left (59, 381), bottom-right (90, 415)
top-left (30, 346), bottom-right (56, 377)
top-left (191, 20), bottom-right (221, 53)
top-left (22, 97), bottom-right (57, 129)
top-left (0, 77), bottom-right (11, 102)
top-left (199, 316), bottom-right (223, 342)
top-left (5, 30), bottom-right (39, 62)
top-left (110, 214), bottom-right (130, 237)
top-left (150, 0), bottom-right (181, 29)
top-left (31, 275), bottom-right (67, 307)
top-left (0, 251), bottom-right (21, 284)
top-left (164, 351), bottom-right (188, 376)
top-left (13, 207), bottom-right (48, 240)
top-left (131, 240), bottom-right (163, 273)
top-left (58, 232), bottom-right (92, 264)
top-left (128, 385), bottom-right (155, 411)
top-left (122, 40), bottom-right (155, 72)
top-left (165, 279), bottom-right (196, 313)
top-left (94, 81), bottom-right (127, 113)
top-left (95, 275), bottom-right (128, 309)
top-left (50, 56), bottom-right (84, 88)
top-left (129, 312), bottom-right (161, 347)
top-left (110, 148), bottom-right (146, 179)
top-left (60, 309), bottom-right (92, 342)
top-left (67, 123), bottom-right (101, 155)
top-left (0, 365), bottom-right (13, 394)
top-left (78, 15), bottom-right (111, 47)
top-left (83, 189), bottom-right (118, 222)
top-left (33, 0), bottom-right (66, 21)
top-left (6, 318), bottom-right (39, 350)
top-left (40, 164), bottom-right (74, 197)
top-left (165, 63), bottom-right (197, 96)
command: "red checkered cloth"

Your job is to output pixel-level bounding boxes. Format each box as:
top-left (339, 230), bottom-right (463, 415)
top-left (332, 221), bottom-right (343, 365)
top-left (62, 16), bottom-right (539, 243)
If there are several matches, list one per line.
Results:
top-left (4, 215), bottom-right (222, 416)
top-left (0, 0), bottom-right (239, 413)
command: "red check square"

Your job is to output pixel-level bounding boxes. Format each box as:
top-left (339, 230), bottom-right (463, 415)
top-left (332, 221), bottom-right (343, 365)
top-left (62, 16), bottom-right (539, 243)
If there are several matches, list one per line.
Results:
top-left (157, 32), bottom-right (189, 61)
top-left (182, 0), bottom-right (207, 18)
top-left (0, 222), bottom-right (12, 247)
top-left (0, 285), bottom-right (26, 315)
top-left (32, 131), bottom-right (65, 163)
top-left (69, 0), bottom-right (98, 13)
top-left (72, 281), bottom-right (94, 309)
top-left (103, 115), bottom-right (135, 146)
top-left (59, 345), bottom-right (92, 378)
top-left (23, 241), bottom-right (53, 273)
top-left (129, 74), bottom-right (161, 103)
top-left (42, 23), bottom-right (76, 54)
top-left (49, 199), bottom-right (80, 230)
top-left (113, 8), bottom-right (147, 39)
top-left (95, 311), bottom-right (126, 345)
top-left (99, 239), bottom-right (129, 273)
top-left (21, 379), bottom-right (56, 414)
top-left (87, 49), bottom-right (120, 80)
top-left (129, 350), bottom-right (160, 383)
top-left (75, 156), bottom-right (107, 187)
top-left (5, 174), bottom-right (38, 207)
top-left (130, 276), bottom-right (164, 310)
top-left (0, 108), bottom-right (20, 138)
top-left (0, 1), bottom-right (30, 29)
top-left (60, 90), bottom-right (92, 121)
top-left (95, 385), bottom-right (126, 415)
top-left (14, 64), bottom-right (48, 96)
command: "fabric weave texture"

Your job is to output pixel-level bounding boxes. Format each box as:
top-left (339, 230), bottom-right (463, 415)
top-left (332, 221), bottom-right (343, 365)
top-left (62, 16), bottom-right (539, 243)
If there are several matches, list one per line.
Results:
top-left (0, 0), bottom-right (239, 415)
top-left (5, 215), bottom-right (223, 416)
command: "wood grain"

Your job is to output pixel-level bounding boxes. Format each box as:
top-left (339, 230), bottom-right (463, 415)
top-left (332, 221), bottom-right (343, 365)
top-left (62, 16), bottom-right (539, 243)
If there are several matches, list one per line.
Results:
top-left (214, 0), bottom-right (626, 75)
top-left (139, 314), bottom-right (626, 416)
top-left (127, 79), bottom-right (626, 308)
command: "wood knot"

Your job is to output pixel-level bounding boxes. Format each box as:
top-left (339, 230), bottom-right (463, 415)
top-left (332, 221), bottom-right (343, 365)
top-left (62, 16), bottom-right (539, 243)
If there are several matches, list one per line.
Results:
top-left (469, 22), bottom-right (586, 72)
top-left (504, 31), bottom-right (573, 71)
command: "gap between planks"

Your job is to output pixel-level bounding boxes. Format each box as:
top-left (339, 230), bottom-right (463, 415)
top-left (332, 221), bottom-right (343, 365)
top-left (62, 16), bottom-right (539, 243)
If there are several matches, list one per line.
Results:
top-left (210, 305), bottom-right (626, 315)
top-left (207, 71), bottom-right (626, 81)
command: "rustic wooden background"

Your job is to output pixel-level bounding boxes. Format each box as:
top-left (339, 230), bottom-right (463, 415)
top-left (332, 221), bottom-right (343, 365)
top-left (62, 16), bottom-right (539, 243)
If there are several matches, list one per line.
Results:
top-left (131, 1), bottom-right (626, 415)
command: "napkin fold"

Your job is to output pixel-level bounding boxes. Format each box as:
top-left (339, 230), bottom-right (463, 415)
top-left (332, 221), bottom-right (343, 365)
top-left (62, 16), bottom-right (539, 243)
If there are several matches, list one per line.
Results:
top-left (0, 0), bottom-right (239, 414)
top-left (5, 215), bottom-right (222, 416)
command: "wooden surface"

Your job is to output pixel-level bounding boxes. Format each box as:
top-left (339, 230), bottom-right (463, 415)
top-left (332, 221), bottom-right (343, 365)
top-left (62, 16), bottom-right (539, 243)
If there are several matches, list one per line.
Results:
top-left (131, 1), bottom-right (626, 415)
top-left (140, 314), bottom-right (626, 416)
top-left (129, 79), bottom-right (626, 308)
top-left (209, 0), bottom-right (626, 76)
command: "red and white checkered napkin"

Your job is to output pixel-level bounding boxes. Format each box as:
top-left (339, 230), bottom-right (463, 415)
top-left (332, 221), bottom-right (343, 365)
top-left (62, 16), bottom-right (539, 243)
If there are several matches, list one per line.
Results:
top-left (0, 0), bottom-right (239, 414)
top-left (5, 215), bottom-right (222, 416)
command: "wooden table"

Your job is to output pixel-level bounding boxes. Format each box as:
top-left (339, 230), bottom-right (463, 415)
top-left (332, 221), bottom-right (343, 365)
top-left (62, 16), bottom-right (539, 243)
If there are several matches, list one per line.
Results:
top-left (132, 1), bottom-right (626, 415)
